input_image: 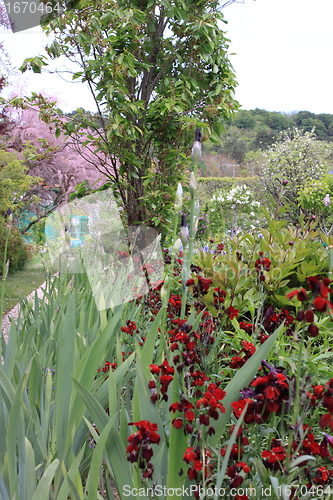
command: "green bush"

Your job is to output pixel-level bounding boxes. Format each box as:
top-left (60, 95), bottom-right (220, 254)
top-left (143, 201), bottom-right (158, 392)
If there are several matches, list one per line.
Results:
top-left (298, 174), bottom-right (333, 234)
top-left (0, 222), bottom-right (30, 273)
top-left (197, 176), bottom-right (258, 204)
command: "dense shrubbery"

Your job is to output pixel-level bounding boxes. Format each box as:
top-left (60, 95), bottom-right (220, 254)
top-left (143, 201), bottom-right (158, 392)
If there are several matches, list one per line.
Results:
top-left (261, 129), bottom-right (328, 219)
top-left (299, 174), bottom-right (333, 234)
top-left (0, 222), bottom-right (30, 273)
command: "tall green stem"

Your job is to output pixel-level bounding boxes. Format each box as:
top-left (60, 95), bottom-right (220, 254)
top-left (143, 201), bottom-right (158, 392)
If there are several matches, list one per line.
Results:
top-left (0, 223), bottom-right (11, 349)
top-left (286, 324), bottom-right (305, 467)
top-left (181, 130), bottom-right (201, 317)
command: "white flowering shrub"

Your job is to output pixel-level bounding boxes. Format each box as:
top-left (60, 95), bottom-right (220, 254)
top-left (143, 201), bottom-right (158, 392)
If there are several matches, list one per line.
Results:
top-left (262, 128), bottom-right (328, 221)
top-left (208, 184), bottom-right (262, 236)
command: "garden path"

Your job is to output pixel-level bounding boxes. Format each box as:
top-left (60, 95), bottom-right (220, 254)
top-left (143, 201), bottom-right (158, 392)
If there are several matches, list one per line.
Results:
top-left (1, 281), bottom-right (48, 343)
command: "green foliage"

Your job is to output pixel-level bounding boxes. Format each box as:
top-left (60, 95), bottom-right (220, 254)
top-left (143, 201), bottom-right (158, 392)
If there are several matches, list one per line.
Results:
top-left (298, 174), bottom-right (333, 233)
top-left (19, 0), bottom-right (239, 230)
top-left (0, 149), bottom-right (37, 216)
top-left (194, 217), bottom-right (327, 313)
top-left (27, 219), bottom-right (46, 245)
top-left (0, 223), bottom-right (30, 273)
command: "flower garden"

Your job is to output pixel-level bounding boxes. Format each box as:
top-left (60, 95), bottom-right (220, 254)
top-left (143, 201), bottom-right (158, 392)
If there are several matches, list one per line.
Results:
top-left (2, 135), bottom-right (333, 500)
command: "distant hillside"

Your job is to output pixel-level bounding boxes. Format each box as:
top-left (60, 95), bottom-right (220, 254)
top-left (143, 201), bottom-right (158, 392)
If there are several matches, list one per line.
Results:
top-left (200, 109), bottom-right (333, 178)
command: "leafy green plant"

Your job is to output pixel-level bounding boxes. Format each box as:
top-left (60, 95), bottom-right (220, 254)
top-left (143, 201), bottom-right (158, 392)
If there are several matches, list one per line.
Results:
top-left (299, 174), bottom-right (333, 233)
top-left (0, 221), bottom-right (30, 273)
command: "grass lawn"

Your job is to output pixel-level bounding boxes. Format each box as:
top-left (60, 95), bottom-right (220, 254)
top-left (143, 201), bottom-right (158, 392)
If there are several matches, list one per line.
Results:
top-left (1, 262), bottom-right (47, 315)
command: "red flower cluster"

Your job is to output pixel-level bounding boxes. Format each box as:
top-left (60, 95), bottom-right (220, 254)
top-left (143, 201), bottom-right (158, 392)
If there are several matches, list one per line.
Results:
top-left (170, 382), bottom-right (226, 436)
top-left (226, 306), bottom-right (239, 320)
top-left (170, 398), bottom-right (195, 434)
top-left (262, 306), bottom-right (294, 334)
top-left (149, 359), bottom-right (175, 403)
top-left (120, 320), bottom-right (137, 335)
top-left (97, 361), bottom-right (117, 373)
top-left (308, 384), bottom-right (325, 406)
top-left (231, 362), bottom-right (289, 424)
top-left (213, 286), bottom-right (227, 306)
top-left (261, 440), bottom-right (287, 470)
top-left (186, 275), bottom-right (213, 297)
top-left (313, 466), bottom-right (333, 485)
top-left (167, 294), bottom-right (182, 318)
top-left (226, 461), bottom-right (250, 489)
top-left (230, 340), bottom-right (256, 369)
top-left (290, 425), bottom-right (326, 461)
top-left (254, 252), bottom-right (271, 281)
top-left (167, 321), bottom-right (202, 370)
top-left (220, 443), bottom-right (244, 460)
top-left (195, 382), bottom-right (226, 429)
top-left (319, 379), bottom-right (333, 430)
top-left (212, 242), bottom-right (225, 258)
top-left (286, 276), bottom-right (333, 337)
top-left (239, 321), bottom-right (253, 334)
top-left (126, 420), bottom-right (160, 479)
top-left (183, 446), bottom-right (212, 480)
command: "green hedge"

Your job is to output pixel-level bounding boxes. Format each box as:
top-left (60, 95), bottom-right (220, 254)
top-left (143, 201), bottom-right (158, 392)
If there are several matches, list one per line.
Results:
top-left (197, 176), bottom-right (259, 204)
top-left (0, 222), bottom-right (30, 273)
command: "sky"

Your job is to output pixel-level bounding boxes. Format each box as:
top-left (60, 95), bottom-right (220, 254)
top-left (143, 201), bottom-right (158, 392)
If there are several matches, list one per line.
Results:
top-left (1, 0), bottom-right (333, 114)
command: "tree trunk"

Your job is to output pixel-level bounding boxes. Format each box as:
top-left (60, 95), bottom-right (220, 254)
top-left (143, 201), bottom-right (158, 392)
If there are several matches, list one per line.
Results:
top-left (126, 175), bottom-right (146, 227)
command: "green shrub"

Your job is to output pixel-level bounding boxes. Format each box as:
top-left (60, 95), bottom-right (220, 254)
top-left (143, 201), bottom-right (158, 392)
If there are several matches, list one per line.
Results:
top-left (197, 176), bottom-right (259, 204)
top-left (0, 222), bottom-right (30, 273)
top-left (298, 174), bottom-right (333, 233)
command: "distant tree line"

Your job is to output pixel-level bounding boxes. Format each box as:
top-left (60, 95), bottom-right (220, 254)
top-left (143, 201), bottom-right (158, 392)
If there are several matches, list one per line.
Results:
top-left (202, 109), bottom-right (333, 171)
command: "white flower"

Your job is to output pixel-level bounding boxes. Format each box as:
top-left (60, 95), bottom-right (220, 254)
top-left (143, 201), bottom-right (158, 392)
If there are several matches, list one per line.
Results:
top-left (323, 194), bottom-right (330, 207)
top-left (191, 141), bottom-right (202, 163)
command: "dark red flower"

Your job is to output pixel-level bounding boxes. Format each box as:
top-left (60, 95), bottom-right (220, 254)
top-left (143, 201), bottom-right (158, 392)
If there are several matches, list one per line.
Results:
top-left (172, 418), bottom-right (183, 429)
top-left (313, 466), bottom-right (330, 485)
top-left (126, 420), bottom-right (160, 478)
top-left (149, 364), bottom-right (160, 375)
top-left (241, 340), bottom-right (256, 356)
top-left (308, 324), bottom-right (319, 337)
top-left (313, 296), bottom-right (332, 312)
top-left (239, 322), bottom-right (253, 333)
top-left (230, 356), bottom-right (246, 369)
top-left (227, 306), bottom-right (239, 320)
top-left (169, 402), bottom-right (183, 413)
top-left (286, 288), bottom-right (308, 301)
top-left (262, 445), bottom-right (286, 464)
top-left (305, 309), bottom-right (314, 322)
top-left (236, 461), bottom-right (250, 473)
top-left (184, 409), bottom-right (195, 421)
top-left (197, 276), bottom-right (213, 293)
top-left (320, 413), bottom-right (333, 430)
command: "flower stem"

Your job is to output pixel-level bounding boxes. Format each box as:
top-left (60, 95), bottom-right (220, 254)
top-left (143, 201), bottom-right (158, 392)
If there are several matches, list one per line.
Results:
top-left (0, 224), bottom-right (11, 352)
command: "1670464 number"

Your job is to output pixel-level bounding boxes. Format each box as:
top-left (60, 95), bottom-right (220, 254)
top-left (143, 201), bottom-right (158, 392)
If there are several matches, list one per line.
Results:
top-left (277, 484), bottom-right (332, 497)
top-left (5, 2), bottom-right (62, 14)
